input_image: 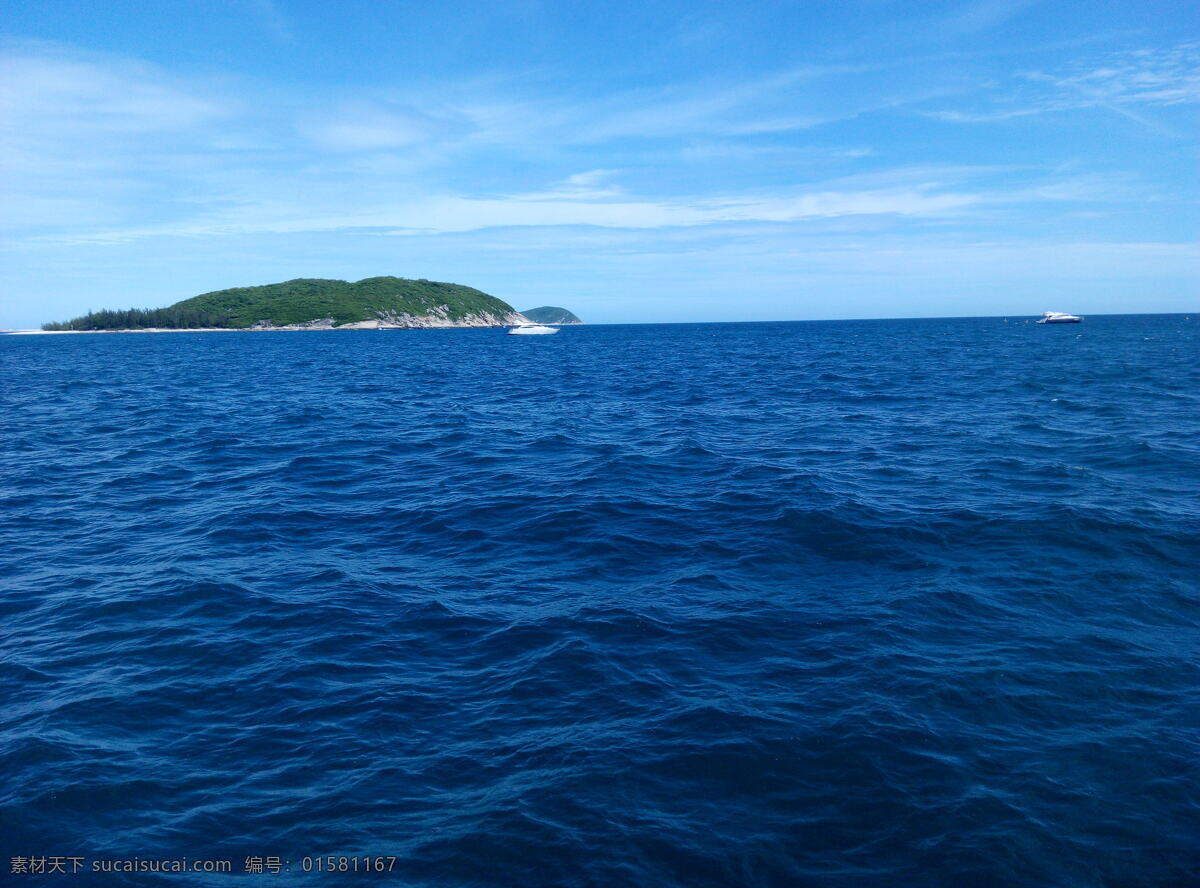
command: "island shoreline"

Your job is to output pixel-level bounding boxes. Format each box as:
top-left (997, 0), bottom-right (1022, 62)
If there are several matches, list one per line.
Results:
top-left (1, 324), bottom-right (529, 335)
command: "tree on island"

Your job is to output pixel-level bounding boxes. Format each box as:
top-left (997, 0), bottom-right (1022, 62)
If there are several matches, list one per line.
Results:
top-left (42, 306), bottom-right (232, 331)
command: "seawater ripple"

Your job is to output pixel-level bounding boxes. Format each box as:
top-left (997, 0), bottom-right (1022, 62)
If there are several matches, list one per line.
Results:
top-left (1, 317), bottom-right (1198, 887)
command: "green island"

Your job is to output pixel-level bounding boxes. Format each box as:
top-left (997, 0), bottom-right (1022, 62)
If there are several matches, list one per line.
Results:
top-left (41, 276), bottom-right (556, 331)
top-left (521, 306), bottom-right (583, 325)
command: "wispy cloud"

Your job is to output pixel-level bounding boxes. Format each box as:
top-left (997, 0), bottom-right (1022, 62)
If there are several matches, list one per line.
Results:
top-left (0, 41), bottom-right (235, 228)
top-left (922, 41), bottom-right (1200, 130)
top-left (0, 40), bottom-right (974, 243)
top-left (237, 0), bottom-right (292, 42)
top-left (0, 38), bottom-right (1188, 253)
top-left (0, 42), bottom-right (229, 135)
top-left (934, 0), bottom-right (1040, 40)
top-left (573, 66), bottom-right (850, 141)
top-left (36, 166), bottom-right (1099, 244)
top-left (432, 62), bottom-right (917, 148)
top-left (299, 101), bottom-right (472, 151)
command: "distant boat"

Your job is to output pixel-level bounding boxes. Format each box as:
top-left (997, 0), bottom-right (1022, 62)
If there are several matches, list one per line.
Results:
top-left (507, 323), bottom-right (558, 335)
top-left (1036, 311), bottom-right (1083, 324)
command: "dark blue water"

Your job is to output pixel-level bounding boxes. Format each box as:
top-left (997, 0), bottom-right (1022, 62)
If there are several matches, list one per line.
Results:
top-left (2, 316), bottom-right (1198, 887)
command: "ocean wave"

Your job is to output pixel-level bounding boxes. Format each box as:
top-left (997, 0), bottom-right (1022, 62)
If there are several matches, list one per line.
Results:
top-left (1, 316), bottom-right (1197, 886)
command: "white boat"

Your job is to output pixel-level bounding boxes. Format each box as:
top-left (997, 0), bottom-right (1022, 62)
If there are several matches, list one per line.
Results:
top-left (507, 323), bottom-right (558, 335)
top-left (1036, 311), bottom-right (1083, 324)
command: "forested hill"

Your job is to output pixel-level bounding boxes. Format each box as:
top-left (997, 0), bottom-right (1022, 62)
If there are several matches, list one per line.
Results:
top-left (521, 306), bottom-right (583, 324)
top-left (42, 277), bottom-right (528, 330)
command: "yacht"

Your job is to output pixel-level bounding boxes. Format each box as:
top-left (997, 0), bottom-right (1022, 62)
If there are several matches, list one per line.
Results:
top-left (1036, 311), bottom-right (1083, 324)
top-left (507, 323), bottom-right (558, 335)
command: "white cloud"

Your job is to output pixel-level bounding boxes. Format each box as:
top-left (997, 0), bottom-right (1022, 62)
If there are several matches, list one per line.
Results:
top-left (514, 169), bottom-right (626, 201)
top-left (563, 169), bottom-right (619, 188)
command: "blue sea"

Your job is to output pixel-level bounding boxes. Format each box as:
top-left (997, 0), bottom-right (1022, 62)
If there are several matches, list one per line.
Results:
top-left (1, 316), bottom-right (1197, 887)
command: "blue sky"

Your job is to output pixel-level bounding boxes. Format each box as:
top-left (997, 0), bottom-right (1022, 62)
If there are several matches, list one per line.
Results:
top-left (1, 0), bottom-right (1197, 326)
